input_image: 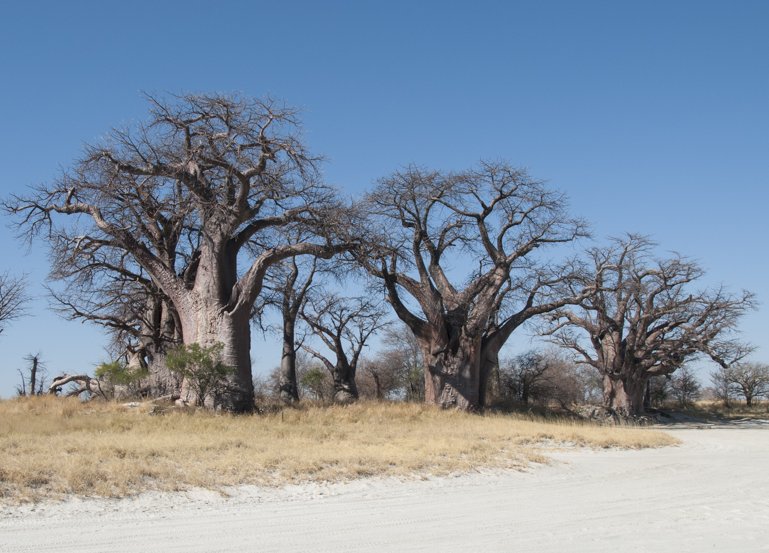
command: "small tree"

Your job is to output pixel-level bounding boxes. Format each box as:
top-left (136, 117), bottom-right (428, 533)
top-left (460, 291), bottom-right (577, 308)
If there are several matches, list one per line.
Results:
top-left (669, 367), bottom-right (701, 408)
top-left (646, 376), bottom-right (671, 409)
top-left (710, 365), bottom-right (733, 407)
top-left (499, 351), bottom-right (552, 406)
top-left (0, 273), bottom-right (28, 337)
top-left (16, 353), bottom-right (47, 396)
top-left (300, 293), bottom-right (389, 404)
top-left (378, 324), bottom-right (425, 402)
top-left (94, 361), bottom-right (149, 399)
top-left (495, 349), bottom-right (586, 409)
top-left (357, 357), bottom-right (404, 400)
top-left (728, 362), bottom-right (769, 407)
top-left (166, 343), bottom-right (234, 407)
top-left (299, 365), bottom-right (333, 402)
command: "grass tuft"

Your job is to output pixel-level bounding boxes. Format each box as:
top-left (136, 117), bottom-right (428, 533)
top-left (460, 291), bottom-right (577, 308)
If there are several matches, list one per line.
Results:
top-left (0, 396), bottom-right (676, 503)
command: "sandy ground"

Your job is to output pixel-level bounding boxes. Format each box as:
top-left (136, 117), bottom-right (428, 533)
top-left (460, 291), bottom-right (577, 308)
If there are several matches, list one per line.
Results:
top-left (2, 426), bottom-right (768, 553)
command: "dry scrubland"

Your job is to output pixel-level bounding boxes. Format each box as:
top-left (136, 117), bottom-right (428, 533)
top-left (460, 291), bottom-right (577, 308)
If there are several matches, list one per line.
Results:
top-left (681, 400), bottom-right (769, 420)
top-left (0, 396), bottom-right (675, 503)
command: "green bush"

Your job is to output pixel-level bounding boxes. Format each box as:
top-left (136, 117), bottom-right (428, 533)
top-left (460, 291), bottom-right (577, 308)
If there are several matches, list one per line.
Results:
top-left (95, 361), bottom-right (148, 386)
top-left (166, 343), bottom-right (233, 407)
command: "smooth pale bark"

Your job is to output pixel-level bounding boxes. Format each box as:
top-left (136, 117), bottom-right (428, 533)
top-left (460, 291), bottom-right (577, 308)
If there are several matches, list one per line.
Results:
top-left (177, 298), bottom-right (253, 411)
top-left (602, 374), bottom-right (647, 417)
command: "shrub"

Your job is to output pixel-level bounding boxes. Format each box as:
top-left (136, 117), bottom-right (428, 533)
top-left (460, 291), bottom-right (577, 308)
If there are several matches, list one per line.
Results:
top-left (165, 343), bottom-right (233, 407)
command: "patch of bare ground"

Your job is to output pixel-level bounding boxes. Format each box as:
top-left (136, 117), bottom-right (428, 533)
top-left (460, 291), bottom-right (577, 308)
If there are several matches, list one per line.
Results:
top-left (0, 396), bottom-right (676, 503)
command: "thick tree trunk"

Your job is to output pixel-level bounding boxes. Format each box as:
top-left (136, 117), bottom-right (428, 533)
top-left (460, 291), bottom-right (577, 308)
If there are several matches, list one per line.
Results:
top-left (332, 361), bottom-right (358, 404)
top-left (421, 335), bottom-right (482, 411)
top-left (178, 303), bottom-right (254, 412)
top-left (147, 354), bottom-right (180, 398)
top-left (278, 317), bottom-right (300, 403)
top-left (478, 347), bottom-right (500, 408)
top-left (603, 374), bottom-right (647, 417)
top-left (172, 243), bottom-right (257, 412)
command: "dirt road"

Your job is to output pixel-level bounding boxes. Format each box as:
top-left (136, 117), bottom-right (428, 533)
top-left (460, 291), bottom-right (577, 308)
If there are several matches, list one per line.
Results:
top-left (2, 427), bottom-right (768, 552)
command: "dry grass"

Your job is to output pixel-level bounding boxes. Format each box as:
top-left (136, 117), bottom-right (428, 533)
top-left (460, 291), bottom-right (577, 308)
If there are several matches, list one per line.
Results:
top-left (0, 396), bottom-right (676, 503)
top-left (674, 400), bottom-right (769, 420)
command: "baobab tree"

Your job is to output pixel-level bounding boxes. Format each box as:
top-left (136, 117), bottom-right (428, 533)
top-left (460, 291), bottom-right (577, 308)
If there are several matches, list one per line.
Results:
top-left (725, 362), bottom-right (769, 406)
top-left (546, 235), bottom-right (754, 417)
top-left (361, 162), bottom-right (588, 410)
top-left (5, 93), bottom-right (350, 412)
top-left (47, 238), bottom-right (182, 395)
top-left (373, 324), bottom-right (426, 402)
top-left (260, 255), bottom-right (319, 403)
top-left (300, 293), bottom-right (389, 403)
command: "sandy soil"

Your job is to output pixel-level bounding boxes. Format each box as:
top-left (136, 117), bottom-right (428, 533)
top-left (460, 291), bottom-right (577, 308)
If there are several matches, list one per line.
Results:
top-left (2, 426), bottom-right (768, 553)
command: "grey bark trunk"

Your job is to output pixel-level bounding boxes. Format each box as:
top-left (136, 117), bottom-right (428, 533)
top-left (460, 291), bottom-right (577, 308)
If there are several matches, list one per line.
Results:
top-left (332, 361), bottom-right (358, 404)
top-left (421, 335), bottom-right (482, 411)
top-left (278, 317), bottom-right (300, 403)
top-left (478, 347), bottom-right (500, 408)
top-left (173, 243), bottom-right (256, 412)
top-left (29, 356), bottom-right (38, 397)
top-left (178, 303), bottom-right (254, 412)
top-left (603, 374), bottom-right (647, 417)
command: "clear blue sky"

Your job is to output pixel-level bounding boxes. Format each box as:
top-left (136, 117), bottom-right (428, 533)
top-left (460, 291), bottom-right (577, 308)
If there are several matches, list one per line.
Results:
top-left (1, 0), bottom-right (767, 396)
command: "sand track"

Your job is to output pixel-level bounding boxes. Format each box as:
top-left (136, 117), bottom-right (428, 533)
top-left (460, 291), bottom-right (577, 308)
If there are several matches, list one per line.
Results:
top-left (2, 428), bottom-right (768, 552)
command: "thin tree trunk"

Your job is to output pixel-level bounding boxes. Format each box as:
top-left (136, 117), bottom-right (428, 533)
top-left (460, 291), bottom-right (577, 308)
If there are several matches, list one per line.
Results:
top-left (278, 317), bottom-right (299, 403)
top-left (643, 380), bottom-right (651, 410)
top-left (372, 372), bottom-right (382, 400)
top-left (478, 348), bottom-right (500, 408)
top-left (29, 356), bottom-right (38, 397)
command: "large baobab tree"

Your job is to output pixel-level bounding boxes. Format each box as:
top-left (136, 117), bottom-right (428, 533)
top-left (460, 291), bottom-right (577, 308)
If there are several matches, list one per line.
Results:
top-left (546, 235), bottom-right (754, 417)
top-left (362, 162), bottom-right (588, 410)
top-left (5, 94), bottom-right (349, 412)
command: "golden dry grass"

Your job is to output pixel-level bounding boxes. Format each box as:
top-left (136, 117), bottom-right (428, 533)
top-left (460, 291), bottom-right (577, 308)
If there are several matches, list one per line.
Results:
top-left (0, 396), bottom-right (676, 503)
top-left (687, 399), bottom-right (769, 419)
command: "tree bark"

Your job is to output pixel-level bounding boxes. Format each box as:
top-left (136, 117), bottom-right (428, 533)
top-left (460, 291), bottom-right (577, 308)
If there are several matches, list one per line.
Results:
top-left (278, 316), bottom-right (300, 403)
top-left (478, 347), bottom-right (500, 408)
top-left (420, 334), bottom-right (482, 411)
top-left (332, 360), bottom-right (358, 404)
top-left (177, 298), bottom-right (254, 411)
top-left (29, 356), bottom-right (38, 397)
top-left (602, 374), bottom-right (647, 417)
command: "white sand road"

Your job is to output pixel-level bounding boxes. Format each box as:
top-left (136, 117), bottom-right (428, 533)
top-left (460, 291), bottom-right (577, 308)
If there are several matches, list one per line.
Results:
top-left (2, 425), bottom-right (768, 552)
